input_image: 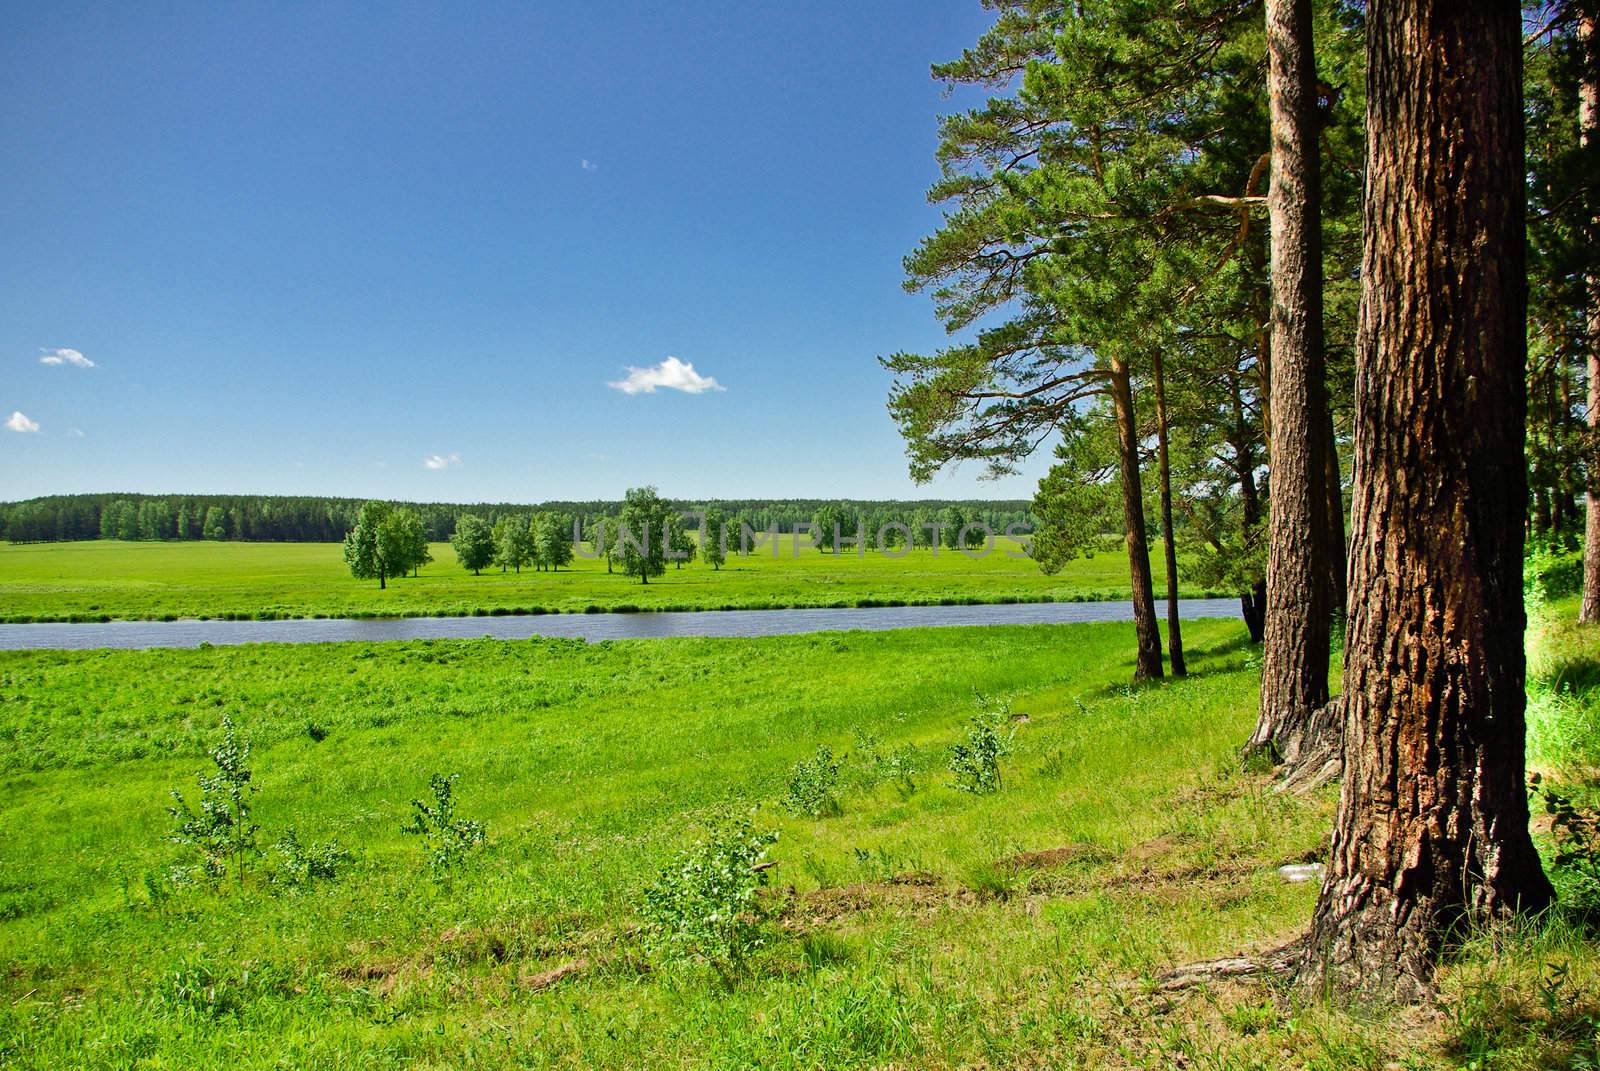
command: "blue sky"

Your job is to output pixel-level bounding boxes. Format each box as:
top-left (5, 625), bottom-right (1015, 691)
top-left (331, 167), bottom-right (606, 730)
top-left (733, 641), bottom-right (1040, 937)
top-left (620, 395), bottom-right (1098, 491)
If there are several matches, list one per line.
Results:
top-left (1, 1), bottom-right (1053, 503)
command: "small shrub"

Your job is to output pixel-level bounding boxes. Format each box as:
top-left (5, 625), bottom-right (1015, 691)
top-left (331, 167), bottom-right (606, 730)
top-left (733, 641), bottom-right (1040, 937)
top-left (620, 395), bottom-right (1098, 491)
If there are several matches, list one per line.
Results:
top-left (784, 745), bottom-right (842, 817)
top-left (1531, 774), bottom-right (1600, 926)
top-left (402, 772), bottom-right (485, 874)
top-left (166, 716), bottom-right (259, 885)
top-left (642, 812), bottom-right (778, 972)
top-left (853, 729), bottom-right (919, 798)
top-left (271, 828), bottom-right (352, 888)
top-left (1526, 546), bottom-right (1584, 607)
top-left (947, 700), bottom-right (1015, 795)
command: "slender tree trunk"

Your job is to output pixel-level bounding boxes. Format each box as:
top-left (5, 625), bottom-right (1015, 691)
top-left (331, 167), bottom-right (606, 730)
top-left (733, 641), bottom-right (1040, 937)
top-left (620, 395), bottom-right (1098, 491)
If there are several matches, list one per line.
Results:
top-left (1580, 13), bottom-right (1600, 622)
top-left (1324, 413), bottom-right (1347, 613)
top-left (1110, 355), bottom-right (1164, 681)
top-left (1152, 349), bottom-right (1186, 675)
top-left (1229, 370), bottom-right (1269, 644)
top-left (1300, 0), bottom-right (1552, 1000)
top-left (379, 567), bottom-right (386, 590)
top-left (1253, 0), bottom-right (1331, 766)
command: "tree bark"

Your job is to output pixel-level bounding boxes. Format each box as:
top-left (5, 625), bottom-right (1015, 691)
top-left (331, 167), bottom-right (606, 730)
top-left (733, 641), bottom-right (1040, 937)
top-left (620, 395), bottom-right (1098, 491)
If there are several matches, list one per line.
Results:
top-left (1300, 0), bottom-right (1552, 1001)
top-left (1253, 0), bottom-right (1330, 763)
top-left (1152, 349), bottom-right (1187, 676)
top-left (1580, 13), bottom-right (1600, 623)
top-left (1111, 355), bottom-right (1165, 681)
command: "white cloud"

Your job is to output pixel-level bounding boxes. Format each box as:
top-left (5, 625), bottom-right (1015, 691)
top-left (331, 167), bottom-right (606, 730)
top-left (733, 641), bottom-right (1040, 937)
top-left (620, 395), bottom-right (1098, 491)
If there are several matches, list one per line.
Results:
top-left (580, 158), bottom-right (598, 172)
top-left (6, 411), bottom-right (40, 433)
top-left (607, 356), bottom-right (724, 396)
top-left (423, 452), bottom-right (461, 470)
top-left (39, 347), bottom-right (95, 368)
top-left (67, 427), bottom-right (85, 438)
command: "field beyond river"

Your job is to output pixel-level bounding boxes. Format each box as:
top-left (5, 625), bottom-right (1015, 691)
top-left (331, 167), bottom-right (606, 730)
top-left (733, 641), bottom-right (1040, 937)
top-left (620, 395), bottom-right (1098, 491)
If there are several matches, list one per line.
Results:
top-left (0, 537), bottom-right (1219, 624)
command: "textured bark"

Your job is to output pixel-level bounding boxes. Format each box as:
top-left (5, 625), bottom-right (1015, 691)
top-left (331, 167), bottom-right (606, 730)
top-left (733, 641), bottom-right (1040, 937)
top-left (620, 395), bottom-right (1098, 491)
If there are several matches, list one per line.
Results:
top-left (1111, 355), bottom-right (1165, 681)
top-left (1300, 0), bottom-right (1552, 1001)
top-left (1253, 0), bottom-right (1331, 764)
top-left (1152, 350), bottom-right (1187, 676)
top-left (1581, 14), bottom-right (1600, 624)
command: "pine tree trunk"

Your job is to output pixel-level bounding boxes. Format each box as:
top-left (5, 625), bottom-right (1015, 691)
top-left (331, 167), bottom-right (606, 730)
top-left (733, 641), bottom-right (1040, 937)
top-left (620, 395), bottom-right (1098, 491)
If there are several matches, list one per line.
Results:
top-left (1110, 355), bottom-right (1165, 680)
top-left (1580, 13), bottom-right (1600, 623)
top-left (1229, 370), bottom-right (1269, 644)
top-left (1253, 0), bottom-right (1330, 763)
top-left (1152, 349), bottom-right (1186, 676)
top-left (1325, 413), bottom-right (1347, 613)
top-left (1300, 0), bottom-right (1552, 1000)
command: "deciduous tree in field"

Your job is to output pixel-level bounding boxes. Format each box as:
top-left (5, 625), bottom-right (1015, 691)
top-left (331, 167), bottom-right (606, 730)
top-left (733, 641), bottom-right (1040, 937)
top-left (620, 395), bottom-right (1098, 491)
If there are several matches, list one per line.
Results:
top-left (535, 512), bottom-right (575, 571)
top-left (343, 500), bottom-right (396, 588)
top-left (493, 515), bottom-right (532, 573)
top-left (1300, 0), bottom-right (1551, 999)
top-left (391, 507), bottom-right (431, 577)
top-left (667, 513), bottom-right (696, 569)
top-left (812, 503), bottom-right (850, 553)
top-left (618, 487), bottom-right (670, 585)
top-left (702, 508), bottom-right (728, 570)
top-left (450, 514), bottom-right (495, 576)
top-left (589, 514), bottom-right (618, 573)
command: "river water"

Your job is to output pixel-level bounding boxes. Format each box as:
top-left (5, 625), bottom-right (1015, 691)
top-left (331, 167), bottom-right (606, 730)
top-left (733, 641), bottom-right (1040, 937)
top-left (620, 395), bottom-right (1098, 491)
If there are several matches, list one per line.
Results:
top-left (0, 598), bottom-right (1242, 651)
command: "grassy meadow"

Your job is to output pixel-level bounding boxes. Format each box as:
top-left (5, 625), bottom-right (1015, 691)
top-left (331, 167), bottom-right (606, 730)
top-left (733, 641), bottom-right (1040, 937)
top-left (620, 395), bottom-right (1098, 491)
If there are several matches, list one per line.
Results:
top-left (0, 537), bottom-right (1218, 624)
top-left (1, 605), bottom-right (1597, 1068)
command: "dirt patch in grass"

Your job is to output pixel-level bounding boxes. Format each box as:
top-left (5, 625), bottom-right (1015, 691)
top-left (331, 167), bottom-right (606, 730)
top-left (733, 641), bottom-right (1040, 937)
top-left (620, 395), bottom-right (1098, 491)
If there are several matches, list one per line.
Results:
top-left (519, 957), bottom-right (588, 992)
top-left (779, 871), bottom-right (972, 926)
top-left (998, 843), bottom-right (1110, 871)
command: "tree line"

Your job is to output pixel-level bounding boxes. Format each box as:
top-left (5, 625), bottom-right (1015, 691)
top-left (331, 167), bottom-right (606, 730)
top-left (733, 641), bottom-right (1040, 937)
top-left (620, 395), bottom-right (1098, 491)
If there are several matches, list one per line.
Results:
top-left (344, 489), bottom-right (1027, 587)
top-left (0, 492), bottom-right (1035, 547)
top-left (885, 0), bottom-right (1586, 1002)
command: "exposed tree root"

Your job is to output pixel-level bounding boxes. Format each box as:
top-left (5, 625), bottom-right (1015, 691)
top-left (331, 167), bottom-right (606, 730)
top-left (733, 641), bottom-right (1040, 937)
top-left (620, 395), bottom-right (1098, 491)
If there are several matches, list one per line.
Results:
top-left (1155, 939), bottom-right (1304, 992)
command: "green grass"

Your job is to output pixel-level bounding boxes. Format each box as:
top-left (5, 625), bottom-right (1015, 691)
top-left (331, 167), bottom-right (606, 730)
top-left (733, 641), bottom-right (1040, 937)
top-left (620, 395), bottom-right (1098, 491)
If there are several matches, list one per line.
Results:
top-left (2, 610), bottom-right (1597, 1068)
top-left (0, 537), bottom-right (1222, 623)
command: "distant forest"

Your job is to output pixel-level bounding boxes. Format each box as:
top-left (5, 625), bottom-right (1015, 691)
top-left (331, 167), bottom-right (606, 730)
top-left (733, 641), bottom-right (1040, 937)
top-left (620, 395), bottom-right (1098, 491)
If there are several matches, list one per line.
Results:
top-left (0, 493), bottom-right (1036, 545)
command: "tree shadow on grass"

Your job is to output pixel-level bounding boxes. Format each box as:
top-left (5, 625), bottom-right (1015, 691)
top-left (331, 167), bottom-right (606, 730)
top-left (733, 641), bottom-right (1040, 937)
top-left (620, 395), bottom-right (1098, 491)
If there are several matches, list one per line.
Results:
top-left (1537, 654), bottom-right (1600, 699)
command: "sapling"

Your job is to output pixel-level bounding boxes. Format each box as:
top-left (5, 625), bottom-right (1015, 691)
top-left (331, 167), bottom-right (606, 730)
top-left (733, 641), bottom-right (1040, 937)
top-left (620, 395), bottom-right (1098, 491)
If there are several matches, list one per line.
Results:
top-left (167, 715), bottom-right (259, 885)
top-left (402, 772), bottom-right (485, 874)
top-left (947, 699), bottom-right (1016, 795)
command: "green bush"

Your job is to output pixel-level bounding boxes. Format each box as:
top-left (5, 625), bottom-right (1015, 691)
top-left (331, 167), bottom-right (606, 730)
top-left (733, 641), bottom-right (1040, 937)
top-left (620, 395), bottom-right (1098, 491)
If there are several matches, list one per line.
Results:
top-left (853, 729), bottom-right (919, 798)
top-left (401, 772), bottom-right (485, 874)
top-left (948, 700), bottom-right (1016, 795)
top-left (270, 828), bottom-right (352, 889)
top-left (1531, 775), bottom-right (1600, 928)
top-left (642, 812), bottom-right (778, 971)
top-left (1525, 547), bottom-right (1584, 606)
top-left (784, 745), bottom-right (843, 817)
